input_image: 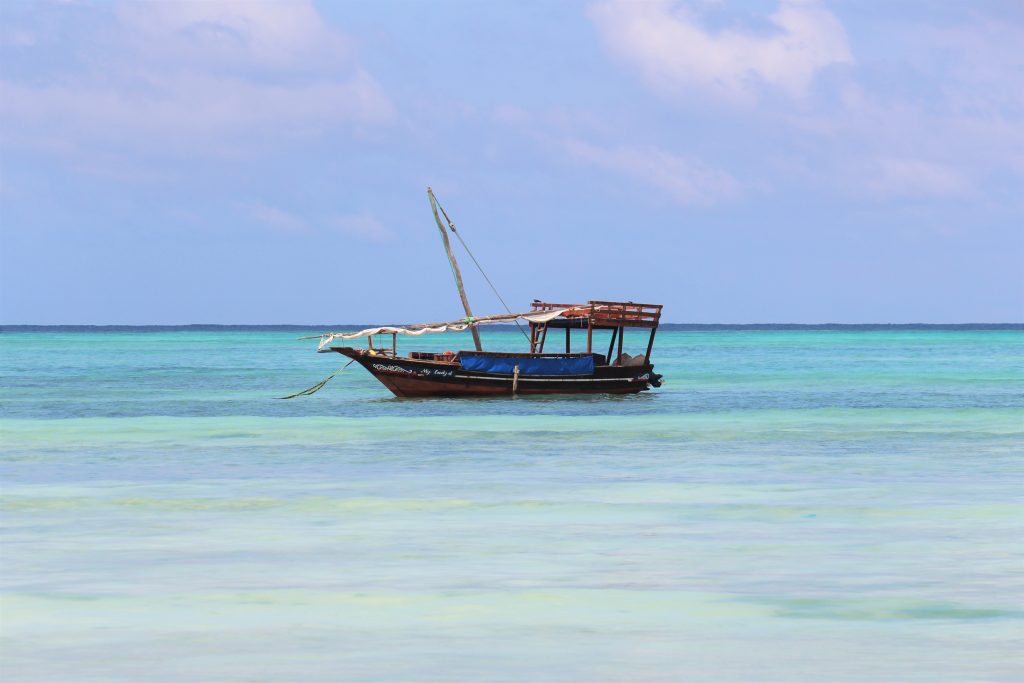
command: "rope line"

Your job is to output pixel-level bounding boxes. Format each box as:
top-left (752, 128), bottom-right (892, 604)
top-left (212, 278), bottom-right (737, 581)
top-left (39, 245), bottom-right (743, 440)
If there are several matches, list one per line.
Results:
top-left (276, 360), bottom-right (354, 399)
top-left (435, 199), bottom-right (531, 343)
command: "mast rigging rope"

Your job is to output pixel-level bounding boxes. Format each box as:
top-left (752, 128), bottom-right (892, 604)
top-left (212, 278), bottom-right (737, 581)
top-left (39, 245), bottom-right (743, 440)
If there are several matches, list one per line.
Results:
top-left (434, 198), bottom-right (531, 343)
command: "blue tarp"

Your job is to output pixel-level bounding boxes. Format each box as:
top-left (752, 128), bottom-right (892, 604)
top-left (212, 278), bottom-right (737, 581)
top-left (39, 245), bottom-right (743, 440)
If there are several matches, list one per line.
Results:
top-left (458, 353), bottom-right (594, 376)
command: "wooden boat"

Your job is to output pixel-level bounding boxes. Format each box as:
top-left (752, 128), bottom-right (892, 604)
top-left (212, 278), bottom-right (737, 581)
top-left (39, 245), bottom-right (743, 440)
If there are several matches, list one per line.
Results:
top-left (318, 300), bottom-right (664, 397)
top-left (303, 189), bottom-right (664, 398)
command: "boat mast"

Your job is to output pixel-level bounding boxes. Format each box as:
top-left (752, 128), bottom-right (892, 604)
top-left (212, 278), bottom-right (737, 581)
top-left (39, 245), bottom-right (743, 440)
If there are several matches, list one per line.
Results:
top-left (427, 187), bottom-right (483, 352)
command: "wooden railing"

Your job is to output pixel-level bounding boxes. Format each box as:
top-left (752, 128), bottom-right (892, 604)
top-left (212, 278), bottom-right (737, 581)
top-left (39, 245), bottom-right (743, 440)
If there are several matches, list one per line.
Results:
top-left (530, 300), bottom-right (662, 328)
top-left (530, 301), bottom-right (585, 312)
top-left (589, 301), bottom-right (662, 328)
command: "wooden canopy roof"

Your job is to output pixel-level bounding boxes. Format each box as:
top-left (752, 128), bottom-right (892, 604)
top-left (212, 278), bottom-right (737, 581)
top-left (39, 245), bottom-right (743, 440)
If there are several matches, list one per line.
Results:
top-left (530, 300), bottom-right (663, 329)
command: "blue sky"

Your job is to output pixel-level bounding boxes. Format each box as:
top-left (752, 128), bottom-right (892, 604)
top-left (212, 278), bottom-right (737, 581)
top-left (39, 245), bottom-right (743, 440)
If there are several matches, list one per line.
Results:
top-left (1, 0), bottom-right (1021, 324)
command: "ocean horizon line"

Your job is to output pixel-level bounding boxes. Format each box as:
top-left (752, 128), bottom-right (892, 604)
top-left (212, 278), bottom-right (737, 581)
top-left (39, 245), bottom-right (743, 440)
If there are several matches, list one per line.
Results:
top-left (2, 323), bottom-right (1022, 332)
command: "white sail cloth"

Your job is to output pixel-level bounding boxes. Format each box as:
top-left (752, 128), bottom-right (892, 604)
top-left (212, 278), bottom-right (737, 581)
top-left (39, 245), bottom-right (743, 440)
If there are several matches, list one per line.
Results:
top-left (313, 308), bottom-right (572, 350)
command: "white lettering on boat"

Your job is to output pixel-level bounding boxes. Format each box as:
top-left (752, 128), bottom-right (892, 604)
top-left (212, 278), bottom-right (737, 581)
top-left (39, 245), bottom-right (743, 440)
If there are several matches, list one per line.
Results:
top-left (372, 363), bottom-right (455, 378)
top-left (372, 363), bottom-right (415, 374)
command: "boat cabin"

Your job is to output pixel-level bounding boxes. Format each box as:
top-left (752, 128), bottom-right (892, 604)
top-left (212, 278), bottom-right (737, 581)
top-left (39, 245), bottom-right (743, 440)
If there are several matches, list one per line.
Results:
top-left (525, 300), bottom-right (662, 367)
top-left (330, 299), bottom-right (661, 370)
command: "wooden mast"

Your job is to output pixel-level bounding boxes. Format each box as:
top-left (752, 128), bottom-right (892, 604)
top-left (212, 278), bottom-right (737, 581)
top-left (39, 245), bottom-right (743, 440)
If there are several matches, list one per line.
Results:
top-left (427, 187), bottom-right (483, 352)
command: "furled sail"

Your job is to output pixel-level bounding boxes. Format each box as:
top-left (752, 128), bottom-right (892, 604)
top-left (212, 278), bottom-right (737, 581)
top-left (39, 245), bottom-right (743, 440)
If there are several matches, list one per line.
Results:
top-left (307, 308), bottom-right (573, 350)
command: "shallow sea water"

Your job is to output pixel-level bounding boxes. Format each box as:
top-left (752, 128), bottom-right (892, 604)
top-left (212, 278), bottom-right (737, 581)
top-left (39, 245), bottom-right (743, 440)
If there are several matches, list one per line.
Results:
top-left (1, 328), bottom-right (1022, 682)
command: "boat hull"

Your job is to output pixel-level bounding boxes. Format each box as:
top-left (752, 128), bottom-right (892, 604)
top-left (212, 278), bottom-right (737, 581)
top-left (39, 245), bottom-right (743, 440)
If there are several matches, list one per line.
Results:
top-left (327, 347), bottom-right (656, 397)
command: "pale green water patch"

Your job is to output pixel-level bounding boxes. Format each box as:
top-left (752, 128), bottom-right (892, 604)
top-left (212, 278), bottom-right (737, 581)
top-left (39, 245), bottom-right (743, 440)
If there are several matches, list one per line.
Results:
top-left (2, 329), bottom-right (1022, 682)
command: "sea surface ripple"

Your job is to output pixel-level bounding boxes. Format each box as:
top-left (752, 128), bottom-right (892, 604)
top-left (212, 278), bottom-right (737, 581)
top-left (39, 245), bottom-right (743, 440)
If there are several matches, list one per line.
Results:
top-left (1, 328), bottom-right (1022, 682)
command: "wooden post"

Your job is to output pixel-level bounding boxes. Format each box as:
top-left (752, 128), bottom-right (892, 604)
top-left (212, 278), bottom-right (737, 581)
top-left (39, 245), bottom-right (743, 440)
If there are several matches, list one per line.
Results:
top-left (539, 324), bottom-right (548, 353)
top-left (644, 328), bottom-right (657, 365)
top-left (606, 327), bottom-right (617, 365)
top-left (427, 187), bottom-right (482, 352)
top-left (586, 308), bottom-right (593, 353)
top-left (616, 326), bottom-right (624, 365)
top-left (392, 332), bottom-right (398, 357)
top-left (565, 327), bottom-right (570, 353)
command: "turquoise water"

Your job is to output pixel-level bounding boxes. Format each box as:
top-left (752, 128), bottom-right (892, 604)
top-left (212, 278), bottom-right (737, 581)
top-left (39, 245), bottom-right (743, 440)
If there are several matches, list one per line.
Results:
top-left (2, 328), bottom-right (1022, 681)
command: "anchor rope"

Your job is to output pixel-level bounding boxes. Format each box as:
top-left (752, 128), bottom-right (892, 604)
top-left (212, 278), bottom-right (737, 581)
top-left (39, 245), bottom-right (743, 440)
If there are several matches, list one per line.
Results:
top-left (276, 360), bottom-right (355, 399)
top-left (435, 198), bottom-right (531, 343)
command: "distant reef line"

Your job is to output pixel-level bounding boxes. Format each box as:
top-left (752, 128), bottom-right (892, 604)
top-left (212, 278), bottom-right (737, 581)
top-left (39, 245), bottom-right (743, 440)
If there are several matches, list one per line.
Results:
top-left (3, 323), bottom-right (1022, 332)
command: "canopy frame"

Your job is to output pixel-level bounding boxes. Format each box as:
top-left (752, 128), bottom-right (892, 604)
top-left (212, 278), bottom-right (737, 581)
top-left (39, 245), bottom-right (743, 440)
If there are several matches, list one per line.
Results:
top-left (305, 308), bottom-right (573, 351)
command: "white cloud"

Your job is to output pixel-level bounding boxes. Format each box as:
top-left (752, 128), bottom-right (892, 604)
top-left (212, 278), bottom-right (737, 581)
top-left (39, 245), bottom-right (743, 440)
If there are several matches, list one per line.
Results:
top-left (589, 0), bottom-right (853, 102)
top-left (0, 27), bottom-right (36, 48)
top-left (491, 104), bottom-right (532, 126)
top-left (115, 1), bottom-right (349, 74)
top-left (1, 70), bottom-right (392, 155)
top-left (0, 1), bottom-right (394, 159)
top-left (247, 205), bottom-right (392, 242)
top-left (329, 211), bottom-right (393, 243)
top-left (927, 20), bottom-right (1024, 119)
top-left (563, 139), bottom-right (741, 205)
top-left (786, 18), bottom-right (1024, 201)
top-left (587, 3), bottom-right (1022, 204)
top-left (866, 158), bottom-right (973, 200)
top-left (248, 204), bottom-right (308, 233)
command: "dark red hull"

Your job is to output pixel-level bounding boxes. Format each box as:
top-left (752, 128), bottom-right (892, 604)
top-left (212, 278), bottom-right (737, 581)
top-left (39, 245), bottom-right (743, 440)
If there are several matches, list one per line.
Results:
top-left (326, 347), bottom-right (656, 397)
